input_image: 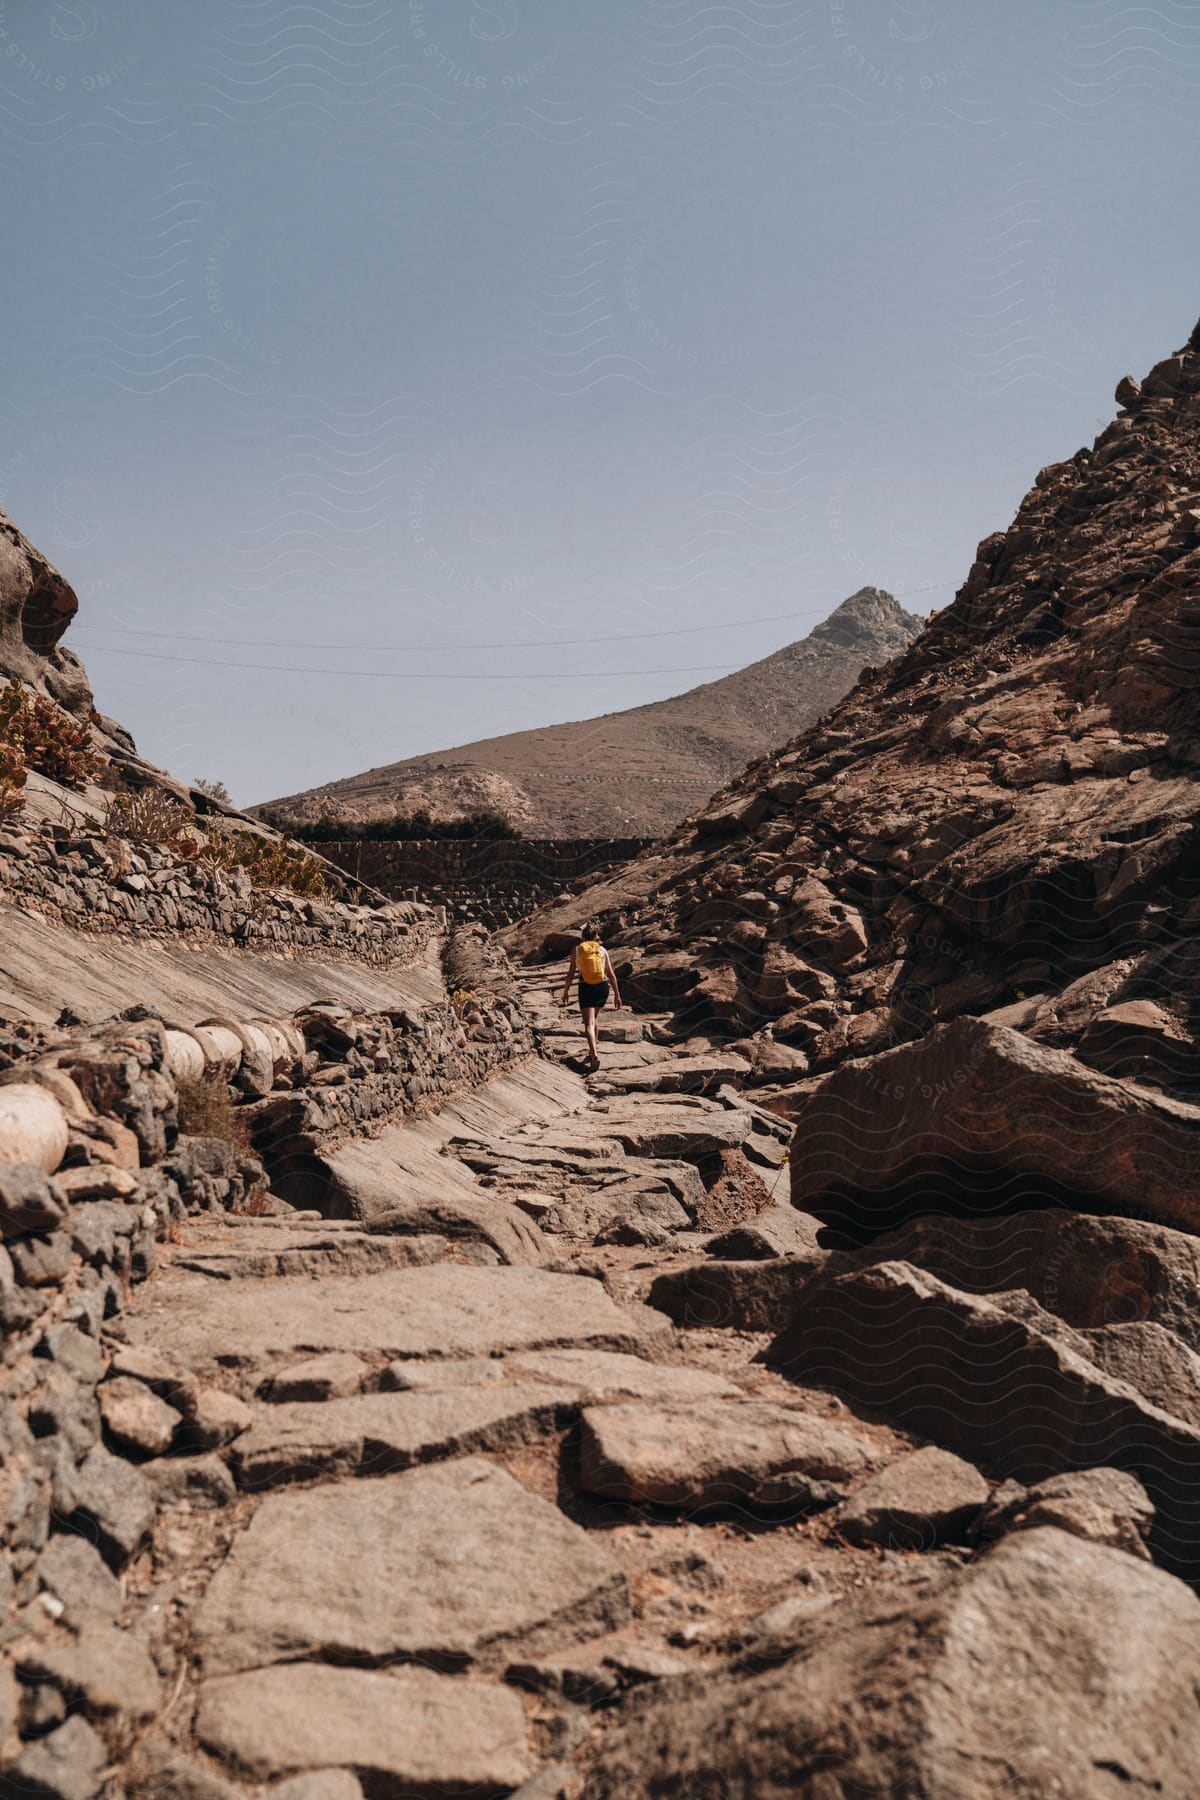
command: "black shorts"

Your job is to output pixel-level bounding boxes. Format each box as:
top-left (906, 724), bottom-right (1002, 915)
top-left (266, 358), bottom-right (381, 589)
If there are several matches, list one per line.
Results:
top-left (578, 979), bottom-right (610, 1012)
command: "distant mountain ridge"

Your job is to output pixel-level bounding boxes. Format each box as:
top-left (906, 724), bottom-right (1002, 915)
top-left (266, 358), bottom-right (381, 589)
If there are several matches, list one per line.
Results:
top-left (261, 587), bottom-right (923, 838)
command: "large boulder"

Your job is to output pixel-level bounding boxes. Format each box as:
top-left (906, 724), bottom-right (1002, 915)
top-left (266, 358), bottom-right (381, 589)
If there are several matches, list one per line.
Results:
top-left (0, 508), bottom-right (91, 714)
top-left (765, 1260), bottom-right (1200, 1580)
top-left (835, 1446), bottom-right (989, 1550)
top-left (979, 1466), bottom-right (1156, 1560)
top-left (578, 1398), bottom-right (876, 1511)
top-left (787, 1017), bottom-right (1200, 1235)
top-left (1079, 1321), bottom-right (1200, 1428)
top-left (582, 1528), bottom-right (1200, 1798)
top-left (835, 1208), bottom-right (1200, 1353)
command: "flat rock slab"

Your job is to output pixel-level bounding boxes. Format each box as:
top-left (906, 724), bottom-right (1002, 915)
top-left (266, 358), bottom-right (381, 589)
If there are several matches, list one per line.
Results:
top-left (125, 1265), bottom-right (670, 1371)
top-left (538, 1018), bottom-right (645, 1045)
top-left (580, 1399), bottom-right (876, 1510)
top-left (593, 1100), bottom-right (751, 1159)
top-left (541, 1187), bottom-right (691, 1242)
top-left (504, 1349), bottom-right (742, 1406)
top-left (233, 1382), bottom-right (569, 1488)
top-left (195, 1456), bottom-right (629, 1674)
top-left (453, 1140), bottom-right (630, 1179)
top-left (595, 1052), bottom-right (754, 1096)
top-left (282, 1067), bottom-right (576, 1223)
top-left (837, 1446), bottom-right (989, 1549)
top-left (196, 1663), bottom-right (532, 1791)
top-left (0, 899), bottom-right (440, 1026)
top-left (172, 1233), bottom-right (446, 1281)
top-left (260, 1351), bottom-right (367, 1403)
top-left (453, 1132), bottom-right (627, 1166)
top-left (362, 1194), bottom-right (546, 1266)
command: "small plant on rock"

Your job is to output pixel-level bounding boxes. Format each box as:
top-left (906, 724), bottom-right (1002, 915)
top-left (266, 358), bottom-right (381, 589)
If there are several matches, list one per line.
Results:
top-left (0, 680), bottom-right (102, 790)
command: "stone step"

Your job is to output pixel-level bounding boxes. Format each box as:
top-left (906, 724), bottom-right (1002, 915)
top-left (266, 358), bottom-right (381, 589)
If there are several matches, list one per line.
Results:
top-left (123, 1264), bottom-right (673, 1375)
top-left (171, 1231), bottom-right (447, 1282)
top-left (193, 1456), bottom-right (631, 1676)
top-left (195, 1661), bottom-right (534, 1793)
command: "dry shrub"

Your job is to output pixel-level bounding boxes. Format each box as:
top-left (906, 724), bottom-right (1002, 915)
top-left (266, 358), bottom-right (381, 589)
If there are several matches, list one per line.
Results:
top-left (100, 774), bottom-right (327, 900)
top-left (175, 1073), bottom-right (251, 1151)
top-left (203, 826), bottom-right (328, 898)
top-left (193, 775), bottom-right (232, 804)
top-left (103, 788), bottom-right (202, 857)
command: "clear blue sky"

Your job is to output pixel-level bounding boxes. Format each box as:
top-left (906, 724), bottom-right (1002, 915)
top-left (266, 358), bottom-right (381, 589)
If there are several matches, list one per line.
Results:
top-left (3, 0), bottom-right (1197, 805)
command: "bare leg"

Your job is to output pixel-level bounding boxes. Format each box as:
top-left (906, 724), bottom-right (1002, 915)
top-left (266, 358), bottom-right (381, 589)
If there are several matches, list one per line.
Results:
top-left (581, 1007), bottom-right (600, 1067)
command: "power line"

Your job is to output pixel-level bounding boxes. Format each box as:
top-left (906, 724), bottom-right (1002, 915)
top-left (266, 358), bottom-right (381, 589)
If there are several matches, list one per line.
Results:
top-left (72, 640), bottom-right (747, 681)
top-left (76, 577), bottom-right (955, 657)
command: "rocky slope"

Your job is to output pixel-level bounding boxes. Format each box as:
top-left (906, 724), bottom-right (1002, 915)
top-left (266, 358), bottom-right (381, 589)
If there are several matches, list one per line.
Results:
top-left (261, 587), bottom-right (923, 837)
top-left (510, 321), bottom-right (1200, 1223)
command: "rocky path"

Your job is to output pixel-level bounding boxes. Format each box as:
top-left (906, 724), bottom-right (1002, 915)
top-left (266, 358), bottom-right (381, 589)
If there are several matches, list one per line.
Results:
top-left (16, 974), bottom-right (881, 1797)
top-left (11, 970), bottom-right (1200, 1798)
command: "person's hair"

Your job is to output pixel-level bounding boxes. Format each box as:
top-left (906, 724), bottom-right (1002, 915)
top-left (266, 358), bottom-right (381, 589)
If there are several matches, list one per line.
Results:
top-left (578, 922), bottom-right (600, 944)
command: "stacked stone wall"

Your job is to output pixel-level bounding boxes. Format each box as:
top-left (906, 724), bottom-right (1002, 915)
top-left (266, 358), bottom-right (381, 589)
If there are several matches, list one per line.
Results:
top-left (0, 814), bottom-right (436, 968)
top-left (0, 926), bottom-right (532, 1679)
top-left (318, 836), bottom-right (656, 929)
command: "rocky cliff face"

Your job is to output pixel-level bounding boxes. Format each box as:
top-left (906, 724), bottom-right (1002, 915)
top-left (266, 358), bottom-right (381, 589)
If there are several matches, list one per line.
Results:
top-left (262, 586), bottom-right (923, 837)
top-left (0, 509), bottom-right (93, 720)
top-left (511, 320), bottom-right (1200, 1219)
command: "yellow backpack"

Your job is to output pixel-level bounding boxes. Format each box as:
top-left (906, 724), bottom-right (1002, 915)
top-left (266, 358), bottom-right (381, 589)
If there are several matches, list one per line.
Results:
top-left (578, 940), bottom-right (606, 984)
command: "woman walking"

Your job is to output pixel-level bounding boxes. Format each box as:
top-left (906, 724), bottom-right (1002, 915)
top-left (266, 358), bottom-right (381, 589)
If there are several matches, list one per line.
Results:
top-left (560, 922), bottom-right (622, 1072)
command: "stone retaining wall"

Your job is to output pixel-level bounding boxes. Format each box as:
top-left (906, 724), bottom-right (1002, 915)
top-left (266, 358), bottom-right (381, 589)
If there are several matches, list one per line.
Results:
top-left (241, 927), bottom-right (536, 1205)
top-left (317, 837), bottom-right (656, 929)
top-left (0, 927), bottom-right (532, 1671)
top-left (0, 815), bottom-right (437, 970)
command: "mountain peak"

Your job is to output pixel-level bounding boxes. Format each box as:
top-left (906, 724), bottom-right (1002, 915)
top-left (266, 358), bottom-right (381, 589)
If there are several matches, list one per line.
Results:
top-left (262, 589), bottom-right (923, 837)
top-left (810, 586), bottom-right (925, 651)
